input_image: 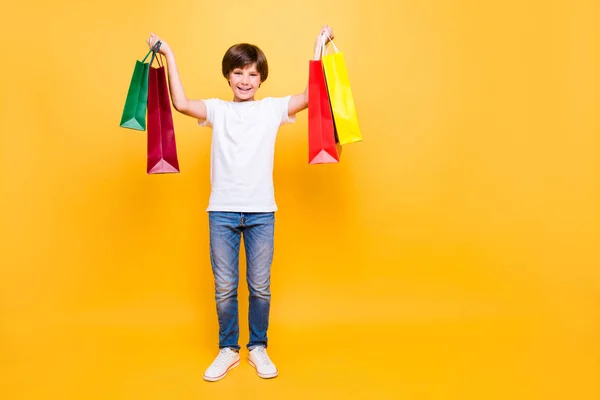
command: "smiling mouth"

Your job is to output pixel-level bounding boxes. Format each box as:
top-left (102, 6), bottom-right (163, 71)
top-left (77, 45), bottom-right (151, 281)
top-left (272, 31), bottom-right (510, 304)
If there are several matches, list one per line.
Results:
top-left (237, 87), bottom-right (252, 92)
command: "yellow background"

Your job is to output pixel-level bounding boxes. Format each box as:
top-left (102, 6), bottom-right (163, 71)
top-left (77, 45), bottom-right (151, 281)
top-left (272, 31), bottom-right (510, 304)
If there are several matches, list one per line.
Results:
top-left (1, 0), bottom-right (598, 399)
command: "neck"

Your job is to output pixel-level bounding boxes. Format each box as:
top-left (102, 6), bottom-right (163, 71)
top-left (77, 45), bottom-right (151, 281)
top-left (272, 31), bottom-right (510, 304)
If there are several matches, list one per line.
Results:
top-left (233, 96), bottom-right (255, 102)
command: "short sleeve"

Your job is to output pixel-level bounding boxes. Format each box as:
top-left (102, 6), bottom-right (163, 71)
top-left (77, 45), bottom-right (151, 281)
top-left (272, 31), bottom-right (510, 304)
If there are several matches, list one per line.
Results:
top-left (198, 98), bottom-right (217, 127)
top-left (279, 95), bottom-right (296, 125)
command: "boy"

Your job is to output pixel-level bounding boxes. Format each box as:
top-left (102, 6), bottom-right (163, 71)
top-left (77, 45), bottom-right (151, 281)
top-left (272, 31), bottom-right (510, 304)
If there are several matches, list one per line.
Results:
top-left (146, 25), bottom-right (334, 381)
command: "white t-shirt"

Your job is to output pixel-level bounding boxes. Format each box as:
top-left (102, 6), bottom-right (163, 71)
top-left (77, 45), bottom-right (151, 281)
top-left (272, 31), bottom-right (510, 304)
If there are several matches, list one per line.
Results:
top-left (199, 96), bottom-right (295, 212)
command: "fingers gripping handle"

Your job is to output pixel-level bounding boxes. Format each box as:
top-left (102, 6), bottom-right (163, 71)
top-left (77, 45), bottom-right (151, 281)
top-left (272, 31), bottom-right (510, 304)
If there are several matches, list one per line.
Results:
top-left (149, 41), bottom-right (162, 66)
top-left (319, 32), bottom-right (339, 60)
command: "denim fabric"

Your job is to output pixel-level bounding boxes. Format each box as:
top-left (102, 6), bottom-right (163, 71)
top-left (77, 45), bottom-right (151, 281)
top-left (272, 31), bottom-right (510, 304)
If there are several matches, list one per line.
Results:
top-left (208, 212), bottom-right (275, 351)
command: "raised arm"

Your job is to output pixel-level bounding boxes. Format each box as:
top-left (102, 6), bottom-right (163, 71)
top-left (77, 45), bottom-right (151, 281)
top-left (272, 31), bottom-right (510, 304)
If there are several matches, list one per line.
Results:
top-left (147, 33), bottom-right (207, 120)
top-left (287, 25), bottom-right (334, 116)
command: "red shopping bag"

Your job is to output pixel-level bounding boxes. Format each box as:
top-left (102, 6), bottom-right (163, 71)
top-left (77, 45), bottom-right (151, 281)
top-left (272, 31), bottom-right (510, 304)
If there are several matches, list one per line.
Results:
top-left (147, 51), bottom-right (180, 174)
top-left (308, 59), bottom-right (341, 164)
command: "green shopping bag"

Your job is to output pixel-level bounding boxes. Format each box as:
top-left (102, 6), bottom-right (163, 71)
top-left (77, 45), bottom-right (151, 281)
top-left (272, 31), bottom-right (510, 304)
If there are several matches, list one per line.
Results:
top-left (119, 44), bottom-right (158, 130)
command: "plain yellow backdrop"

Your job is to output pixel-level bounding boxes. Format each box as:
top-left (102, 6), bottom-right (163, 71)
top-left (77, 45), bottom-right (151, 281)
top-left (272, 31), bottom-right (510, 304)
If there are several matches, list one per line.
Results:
top-left (1, 0), bottom-right (598, 399)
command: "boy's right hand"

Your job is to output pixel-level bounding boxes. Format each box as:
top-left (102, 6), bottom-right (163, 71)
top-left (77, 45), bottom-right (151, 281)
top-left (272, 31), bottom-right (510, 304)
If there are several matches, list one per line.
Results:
top-left (147, 33), bottom-right (171, 55)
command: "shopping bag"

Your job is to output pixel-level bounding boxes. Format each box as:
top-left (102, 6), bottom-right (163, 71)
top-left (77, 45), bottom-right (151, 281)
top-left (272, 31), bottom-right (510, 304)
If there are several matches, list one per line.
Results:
top-left (147, 46), bottom-right (180, 174)
top-left (119, 44), bottom-right (157, 130)
top-left (322, 35), bottom-right (362, 145)
top-left (308, 55), bottom-right (341, 164)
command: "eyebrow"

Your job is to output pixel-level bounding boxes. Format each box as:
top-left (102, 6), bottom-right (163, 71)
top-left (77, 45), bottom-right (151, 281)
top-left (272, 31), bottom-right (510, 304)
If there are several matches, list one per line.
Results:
top-left (233, 67), bottom-right (259, 73)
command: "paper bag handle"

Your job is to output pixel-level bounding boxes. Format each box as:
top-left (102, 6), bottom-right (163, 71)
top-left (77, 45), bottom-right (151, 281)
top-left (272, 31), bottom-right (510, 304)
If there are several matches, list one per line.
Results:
top-left (320, 32), bottom-right (339, 58)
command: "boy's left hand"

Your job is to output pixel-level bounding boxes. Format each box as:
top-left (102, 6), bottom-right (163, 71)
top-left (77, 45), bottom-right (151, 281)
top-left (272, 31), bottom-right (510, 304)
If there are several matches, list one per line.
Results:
top-left (319, 25), bottom-right (334, 42)
top-left (313, 25), bottom-right (334, 59)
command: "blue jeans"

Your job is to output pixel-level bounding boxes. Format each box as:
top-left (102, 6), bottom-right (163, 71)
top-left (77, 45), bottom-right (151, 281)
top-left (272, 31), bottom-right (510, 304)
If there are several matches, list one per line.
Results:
top-left (208, 212), bottom-right (275, 351)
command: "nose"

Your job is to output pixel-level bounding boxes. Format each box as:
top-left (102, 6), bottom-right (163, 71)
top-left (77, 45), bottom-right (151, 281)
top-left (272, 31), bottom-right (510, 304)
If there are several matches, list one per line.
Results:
top-left (242, 75), bottom-right (249, 84)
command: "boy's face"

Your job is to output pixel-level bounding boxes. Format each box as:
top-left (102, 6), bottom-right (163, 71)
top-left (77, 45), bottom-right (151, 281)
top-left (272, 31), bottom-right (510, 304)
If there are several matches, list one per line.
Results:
top-left (228, 63), bottom-right (261, 102)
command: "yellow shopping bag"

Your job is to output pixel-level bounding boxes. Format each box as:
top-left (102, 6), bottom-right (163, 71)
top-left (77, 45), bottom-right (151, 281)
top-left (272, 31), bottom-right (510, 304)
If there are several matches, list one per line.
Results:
top-left (322, 36), bottom-right (362, 145)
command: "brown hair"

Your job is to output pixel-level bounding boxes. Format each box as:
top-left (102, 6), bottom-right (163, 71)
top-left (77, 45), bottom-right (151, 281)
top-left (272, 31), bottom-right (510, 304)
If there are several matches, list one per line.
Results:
top-left (222, 43), bottom-right (269, 82)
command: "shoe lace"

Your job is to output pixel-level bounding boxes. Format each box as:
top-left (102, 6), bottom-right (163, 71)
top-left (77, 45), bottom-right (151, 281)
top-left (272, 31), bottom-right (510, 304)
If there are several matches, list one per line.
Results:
top-left (213, 348), bottom-right (233, 367)
top-left (253, 347), bottom-right (273, 366)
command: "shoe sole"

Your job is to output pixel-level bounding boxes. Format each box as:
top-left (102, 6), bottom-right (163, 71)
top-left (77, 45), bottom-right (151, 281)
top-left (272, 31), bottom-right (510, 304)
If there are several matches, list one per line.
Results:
top-left (248, 359), bottom-right (278, 379)
top-left (203, 359), bottom-right (240, 382)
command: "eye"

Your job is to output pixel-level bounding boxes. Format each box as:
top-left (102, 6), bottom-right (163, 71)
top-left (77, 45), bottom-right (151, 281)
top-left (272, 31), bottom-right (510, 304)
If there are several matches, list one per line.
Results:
top-left (234, 71), bottom-right (242, 75)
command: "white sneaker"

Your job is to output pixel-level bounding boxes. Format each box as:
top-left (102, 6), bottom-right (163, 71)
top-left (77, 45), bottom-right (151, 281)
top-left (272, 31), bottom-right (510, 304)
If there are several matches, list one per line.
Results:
top-left (203, 348), bottom-right (240, 382)
top-left (248, 346), bottom-right (278, 379)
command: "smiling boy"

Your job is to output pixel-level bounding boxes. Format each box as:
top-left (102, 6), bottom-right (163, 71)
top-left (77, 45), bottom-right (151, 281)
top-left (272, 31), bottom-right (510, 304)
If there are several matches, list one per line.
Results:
top-left (147, 25), bottom-right (333, 381)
